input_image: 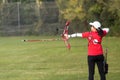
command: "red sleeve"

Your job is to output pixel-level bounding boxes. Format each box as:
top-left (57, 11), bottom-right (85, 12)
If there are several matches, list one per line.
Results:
top-left (82, 32), bottom-right (90, 38)
top-left (103, 30), bottom-right (107, 37)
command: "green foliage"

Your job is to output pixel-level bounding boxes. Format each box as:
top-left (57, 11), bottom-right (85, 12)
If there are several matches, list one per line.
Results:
top-left (56, 0), bottom-right (120, 36)
top-left (56, 0), bottom-right (85, 21)
top-left (88, 4), bottom-right (102, 17)
top-left (107, 0), bottom-right (120, 36)
top-left (0, 0), bottom-right (120, 36)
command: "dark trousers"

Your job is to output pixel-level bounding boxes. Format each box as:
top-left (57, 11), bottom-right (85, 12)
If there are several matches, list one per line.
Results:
top-left (88, 55), bottom-right (106, 80)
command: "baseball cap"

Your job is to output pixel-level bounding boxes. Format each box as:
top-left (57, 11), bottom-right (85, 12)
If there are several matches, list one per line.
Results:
top-left (89, 21), bottom-right (101, 29)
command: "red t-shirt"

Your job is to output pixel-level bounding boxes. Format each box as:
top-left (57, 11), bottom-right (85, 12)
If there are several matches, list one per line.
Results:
top-left (82, 31), bottom-right (107, 56)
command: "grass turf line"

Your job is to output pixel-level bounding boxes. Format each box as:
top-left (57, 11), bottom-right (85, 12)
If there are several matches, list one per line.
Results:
top-left (0, 36), bottom-right (119, 80)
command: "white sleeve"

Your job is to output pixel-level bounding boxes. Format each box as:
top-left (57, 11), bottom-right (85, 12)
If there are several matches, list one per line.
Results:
top-left (68, 33), bottom-right (82, 38)
top-left (102, 28), bottom-right (109, 33)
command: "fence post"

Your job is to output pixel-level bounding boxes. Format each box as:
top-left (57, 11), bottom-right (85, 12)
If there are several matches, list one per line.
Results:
top-left (17, 2), bottom-right (21, 35)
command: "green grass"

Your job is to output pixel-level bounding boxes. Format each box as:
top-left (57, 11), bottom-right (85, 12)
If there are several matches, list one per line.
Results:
top-left (0, 36), bottom-right (119, 80)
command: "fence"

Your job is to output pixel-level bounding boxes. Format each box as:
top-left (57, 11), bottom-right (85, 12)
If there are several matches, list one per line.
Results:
top-left (0, 2), bottom-right (63, 36)
top-left (0, 1), bottom-right (89, 36)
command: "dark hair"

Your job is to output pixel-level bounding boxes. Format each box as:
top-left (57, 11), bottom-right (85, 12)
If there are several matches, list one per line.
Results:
top-left (97, 27), bottom-right (104, 37)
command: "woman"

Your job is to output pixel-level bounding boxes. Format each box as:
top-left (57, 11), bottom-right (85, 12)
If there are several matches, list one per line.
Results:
top-left (67, 21), bottom-right (109, 80)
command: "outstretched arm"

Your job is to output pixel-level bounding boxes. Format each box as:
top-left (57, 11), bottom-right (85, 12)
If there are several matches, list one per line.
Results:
top-left (68, 33), bottom-right (82, 38)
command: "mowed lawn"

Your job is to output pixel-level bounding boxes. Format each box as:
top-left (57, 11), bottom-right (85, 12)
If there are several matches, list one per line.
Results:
top-left (0, 36), bottom-right (119, 80)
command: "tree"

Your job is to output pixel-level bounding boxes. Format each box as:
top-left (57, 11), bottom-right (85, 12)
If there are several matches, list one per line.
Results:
top-left (56, 0), bottom-right (85, 21)
top-left (56, 0), bottom-right (88, 32)
top-left (107, 0), bottom-right (120, 36)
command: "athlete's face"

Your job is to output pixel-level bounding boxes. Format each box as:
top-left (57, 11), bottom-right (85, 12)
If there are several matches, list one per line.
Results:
top-left (91, 26), bottom-right (97, 32)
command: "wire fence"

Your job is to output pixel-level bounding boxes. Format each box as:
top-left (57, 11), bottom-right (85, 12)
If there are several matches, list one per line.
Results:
top-left (0, 1), bottom-right (88, 36)
top-left (0, 2), bottom-right (63, 36)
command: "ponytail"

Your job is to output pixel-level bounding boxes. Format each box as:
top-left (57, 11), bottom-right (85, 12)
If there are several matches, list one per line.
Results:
top-left (97, 28), bottom-right (104, 37)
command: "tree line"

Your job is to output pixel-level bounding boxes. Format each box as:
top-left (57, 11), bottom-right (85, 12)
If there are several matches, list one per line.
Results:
top-left (56, 0), bottom-right (120, 36)
top-left (0, 0), bottom-right (120, 36)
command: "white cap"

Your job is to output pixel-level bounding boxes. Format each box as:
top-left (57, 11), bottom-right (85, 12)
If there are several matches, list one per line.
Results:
top-left (89, 21), bottom-right (101, 29)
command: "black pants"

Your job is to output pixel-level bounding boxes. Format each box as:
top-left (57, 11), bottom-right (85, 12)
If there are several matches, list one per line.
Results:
top-left (88, 55), bottom-right (106, 80)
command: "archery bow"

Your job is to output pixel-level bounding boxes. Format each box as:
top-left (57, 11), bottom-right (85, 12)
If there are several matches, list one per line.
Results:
top-left (62, 21), bottom-right (71, 50)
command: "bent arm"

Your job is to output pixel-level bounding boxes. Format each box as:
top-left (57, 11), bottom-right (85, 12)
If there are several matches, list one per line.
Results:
top-left (68, 33), bottom-right (82, 38)
top-left (102, 28), bottom-right (109, 33)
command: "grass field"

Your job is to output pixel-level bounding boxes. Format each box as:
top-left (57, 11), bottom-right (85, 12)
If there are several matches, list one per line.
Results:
top-left (0, 36), bottom-right (120, 80)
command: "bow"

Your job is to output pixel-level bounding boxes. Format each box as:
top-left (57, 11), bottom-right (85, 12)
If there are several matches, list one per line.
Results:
top-left (61, 21), bottom-right (71, 50)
